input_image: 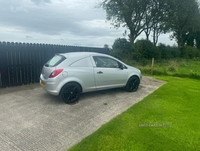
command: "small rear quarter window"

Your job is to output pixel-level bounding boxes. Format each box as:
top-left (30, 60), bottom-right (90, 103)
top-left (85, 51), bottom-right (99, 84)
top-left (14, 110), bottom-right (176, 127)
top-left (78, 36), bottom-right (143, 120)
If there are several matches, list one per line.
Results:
top-left (70, 57), bottom-right (92, 67)
top-left (45, 55), bottom-right (66, 67)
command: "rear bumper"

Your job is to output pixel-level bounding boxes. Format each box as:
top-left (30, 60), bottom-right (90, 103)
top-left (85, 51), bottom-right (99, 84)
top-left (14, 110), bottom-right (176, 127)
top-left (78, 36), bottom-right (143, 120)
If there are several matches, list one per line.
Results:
top-left (40, 76), bottom-right (60, 96)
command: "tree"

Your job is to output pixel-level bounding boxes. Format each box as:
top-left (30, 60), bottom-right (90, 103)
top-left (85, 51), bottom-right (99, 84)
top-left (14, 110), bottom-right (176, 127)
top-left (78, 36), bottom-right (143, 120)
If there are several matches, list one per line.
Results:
top-left (103, 44), bottom-right (109, 49)
top-left (143, 0), bottom-right (154, 40)
top-left (101, 0), bottom-right (200, 47)
top-left (151, 0), bottom-right (170, 45)
top-left (143, 0), bottom-right (170, 44)
top-left (110, 38), bottom-right (131, 59)
top-left (101, 0), bottom-right (153, 44)
top-left (112, 38), bottom-right (131, 49)
top-left (195, 31), bottom-right (200, 49)
top-left (167, 0), bottom-right (200, 48)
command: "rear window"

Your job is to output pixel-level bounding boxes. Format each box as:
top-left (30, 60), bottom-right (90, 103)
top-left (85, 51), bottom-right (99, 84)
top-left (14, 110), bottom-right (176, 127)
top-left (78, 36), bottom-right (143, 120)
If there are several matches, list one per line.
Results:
top-left (45, 55), bottom-right (66, 67)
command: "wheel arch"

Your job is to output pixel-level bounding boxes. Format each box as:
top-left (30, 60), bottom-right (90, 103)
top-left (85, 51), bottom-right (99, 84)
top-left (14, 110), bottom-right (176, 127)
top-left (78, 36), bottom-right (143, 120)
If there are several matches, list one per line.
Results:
top-left (126, 74), bottom-right (140, 84)
top-left (59, 81), bottom-right (83, 95)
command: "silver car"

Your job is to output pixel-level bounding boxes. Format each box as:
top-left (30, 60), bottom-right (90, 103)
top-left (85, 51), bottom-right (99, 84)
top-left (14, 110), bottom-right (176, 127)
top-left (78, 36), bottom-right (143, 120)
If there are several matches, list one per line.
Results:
top-left (40, 52), bottom-right (142, 104)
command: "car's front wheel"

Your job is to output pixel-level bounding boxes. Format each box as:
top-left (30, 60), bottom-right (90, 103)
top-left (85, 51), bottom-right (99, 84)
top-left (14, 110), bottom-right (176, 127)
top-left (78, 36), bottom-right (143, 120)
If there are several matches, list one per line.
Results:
top-left (59, 82), bottom-right (81, 104)
top-left (125, 76), bottom-right (140, 92)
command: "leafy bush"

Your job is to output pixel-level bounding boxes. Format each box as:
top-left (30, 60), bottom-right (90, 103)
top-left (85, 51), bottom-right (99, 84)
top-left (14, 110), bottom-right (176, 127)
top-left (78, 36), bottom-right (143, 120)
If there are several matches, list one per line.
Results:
top-left (109, 37), bottom-right (200, 63)
top-left (167, 66), bottom-right (177, 72)
top-left (133, 39), bottom-right (161, 60)
top-left (110, 38), bottom-right (132, 60)
top-left (180, 46), bottom-right (200, 59)
top-left (167, 60), bottom-right (178, 72)
top-left (158, 43), bottom-right (180, 58)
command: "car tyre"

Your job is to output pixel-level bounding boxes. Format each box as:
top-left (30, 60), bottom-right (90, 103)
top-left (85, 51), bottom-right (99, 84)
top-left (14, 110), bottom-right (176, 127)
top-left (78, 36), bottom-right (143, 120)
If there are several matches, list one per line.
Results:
top-left (125, 76), bottom-right (140, 92)
top-left (59, 82), bottom-right (81, 104)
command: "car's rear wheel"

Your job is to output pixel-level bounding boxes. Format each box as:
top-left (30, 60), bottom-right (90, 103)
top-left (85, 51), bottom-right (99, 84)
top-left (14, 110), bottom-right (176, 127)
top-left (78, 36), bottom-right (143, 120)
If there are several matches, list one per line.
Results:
top-left (59, 83), bottom-right (81, 104)
top-left (125, 76), bottom-right (140, 92)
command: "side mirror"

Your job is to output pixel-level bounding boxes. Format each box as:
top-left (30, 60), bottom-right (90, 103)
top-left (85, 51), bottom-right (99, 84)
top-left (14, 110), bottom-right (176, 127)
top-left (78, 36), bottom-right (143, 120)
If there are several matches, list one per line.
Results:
top-left (119, 64), bottom-right (124, 70)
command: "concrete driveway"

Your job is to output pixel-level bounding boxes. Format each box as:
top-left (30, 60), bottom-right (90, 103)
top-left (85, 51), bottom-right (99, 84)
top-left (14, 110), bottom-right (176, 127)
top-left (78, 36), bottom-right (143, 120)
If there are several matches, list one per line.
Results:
top-left (0, 76), bottom-right (165, 151)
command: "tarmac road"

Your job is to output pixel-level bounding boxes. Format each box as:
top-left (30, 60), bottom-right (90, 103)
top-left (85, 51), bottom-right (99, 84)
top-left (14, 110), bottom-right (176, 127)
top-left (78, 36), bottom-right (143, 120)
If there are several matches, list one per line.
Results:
top-left (0, 76), bottom-right (165, 151)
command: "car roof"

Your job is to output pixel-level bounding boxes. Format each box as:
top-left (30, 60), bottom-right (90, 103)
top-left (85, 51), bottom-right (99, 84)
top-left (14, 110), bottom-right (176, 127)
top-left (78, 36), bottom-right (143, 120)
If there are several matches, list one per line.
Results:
top-left (54, 51), bottom-right (127, 67)
top-left (61, 52), bottom-right (110, 58)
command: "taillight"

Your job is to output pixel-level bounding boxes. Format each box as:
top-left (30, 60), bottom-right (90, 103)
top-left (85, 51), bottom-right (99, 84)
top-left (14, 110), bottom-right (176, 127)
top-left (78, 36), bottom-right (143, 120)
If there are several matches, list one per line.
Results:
top-left (49, 69), bottom-right (63, 78)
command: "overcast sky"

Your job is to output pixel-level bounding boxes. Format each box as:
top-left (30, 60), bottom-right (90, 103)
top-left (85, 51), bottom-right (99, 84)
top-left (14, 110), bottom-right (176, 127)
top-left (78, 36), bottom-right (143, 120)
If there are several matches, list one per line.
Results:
top-left (0, 0), bottom-right (176, 48)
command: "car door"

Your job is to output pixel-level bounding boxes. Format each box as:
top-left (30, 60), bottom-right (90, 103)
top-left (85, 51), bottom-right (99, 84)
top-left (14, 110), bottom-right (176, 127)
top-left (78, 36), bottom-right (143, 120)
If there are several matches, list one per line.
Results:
top-left (69, 56), bottom-right (96, 92)
top-left (92, 56), bottom-right (128, 90)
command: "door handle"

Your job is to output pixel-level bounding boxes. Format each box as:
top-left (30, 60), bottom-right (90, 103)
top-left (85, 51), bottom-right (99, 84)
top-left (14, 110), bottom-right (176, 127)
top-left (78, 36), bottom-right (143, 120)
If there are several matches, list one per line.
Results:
top-left (97, 71), bottom-right (103, 74)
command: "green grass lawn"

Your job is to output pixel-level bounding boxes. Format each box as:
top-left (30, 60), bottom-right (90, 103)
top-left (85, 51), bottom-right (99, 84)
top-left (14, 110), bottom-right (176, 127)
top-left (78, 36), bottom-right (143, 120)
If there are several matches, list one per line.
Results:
top-left (68, 76), bottom-right (200, 151)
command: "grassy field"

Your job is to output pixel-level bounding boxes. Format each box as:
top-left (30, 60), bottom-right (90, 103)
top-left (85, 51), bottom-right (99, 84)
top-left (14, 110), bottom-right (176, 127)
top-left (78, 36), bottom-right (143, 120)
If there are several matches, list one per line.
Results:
top-left (69, 75), bottom-right (200, 151)
top-left (131, 59), bottom-right (200, 79)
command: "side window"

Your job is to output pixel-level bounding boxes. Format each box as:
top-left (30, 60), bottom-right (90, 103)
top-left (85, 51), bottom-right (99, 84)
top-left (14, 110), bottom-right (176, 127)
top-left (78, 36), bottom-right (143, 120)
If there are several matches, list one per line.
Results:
top-left (93, 56), bottom-right (120, 68)
top-left (70, 57), bottom-right (92, 67)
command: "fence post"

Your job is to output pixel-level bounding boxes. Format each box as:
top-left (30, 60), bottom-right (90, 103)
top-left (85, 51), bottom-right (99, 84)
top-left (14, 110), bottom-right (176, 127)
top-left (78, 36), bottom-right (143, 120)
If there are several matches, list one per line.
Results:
top-left (0, 41), bottom-right (2, 87)
top-left (151, 58), bottom-right (154, 75)
top-left (0, 42), bottom-right (8, 87)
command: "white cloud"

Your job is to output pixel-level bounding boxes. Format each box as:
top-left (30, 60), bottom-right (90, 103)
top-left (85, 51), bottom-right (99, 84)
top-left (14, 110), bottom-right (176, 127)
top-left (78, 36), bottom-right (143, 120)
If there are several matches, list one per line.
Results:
top-left (0, 0), bottom-right (175, 47)
top-left (30, 0), bottom-right (52, 5)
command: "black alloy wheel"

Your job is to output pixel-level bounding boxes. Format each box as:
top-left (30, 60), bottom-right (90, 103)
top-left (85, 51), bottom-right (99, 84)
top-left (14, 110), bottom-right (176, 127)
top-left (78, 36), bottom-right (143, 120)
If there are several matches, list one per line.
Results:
top-left (59, 83), bottom-right (81, 104)
top-left (126, 76), bottom-right (140, 92)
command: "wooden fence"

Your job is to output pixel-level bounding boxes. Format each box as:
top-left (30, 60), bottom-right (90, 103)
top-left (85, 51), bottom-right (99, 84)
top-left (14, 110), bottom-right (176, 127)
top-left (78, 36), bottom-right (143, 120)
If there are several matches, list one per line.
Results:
top-left (0, 42), bottom-right (108, 88)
